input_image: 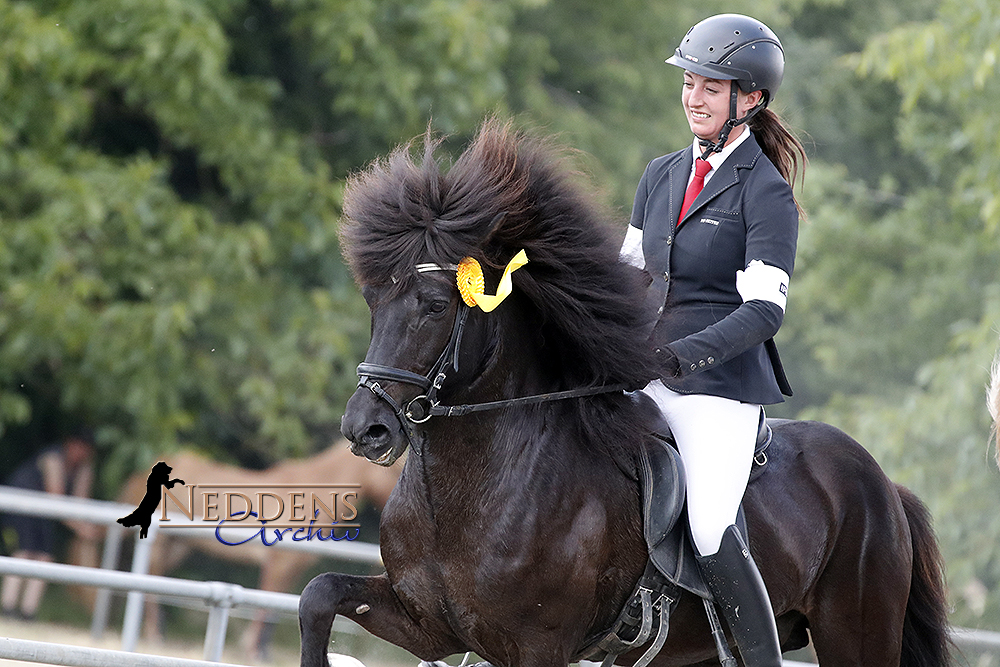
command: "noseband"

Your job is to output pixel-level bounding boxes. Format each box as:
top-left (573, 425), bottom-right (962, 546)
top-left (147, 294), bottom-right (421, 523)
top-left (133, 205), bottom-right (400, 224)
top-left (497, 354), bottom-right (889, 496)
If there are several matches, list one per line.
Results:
top-left (355, 262), bottom-right (631, 454)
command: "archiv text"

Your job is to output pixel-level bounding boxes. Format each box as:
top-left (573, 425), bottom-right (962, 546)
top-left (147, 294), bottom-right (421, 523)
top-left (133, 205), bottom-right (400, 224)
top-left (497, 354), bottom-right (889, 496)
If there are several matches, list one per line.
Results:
top-left (157, 484), bottom-right (362, 545)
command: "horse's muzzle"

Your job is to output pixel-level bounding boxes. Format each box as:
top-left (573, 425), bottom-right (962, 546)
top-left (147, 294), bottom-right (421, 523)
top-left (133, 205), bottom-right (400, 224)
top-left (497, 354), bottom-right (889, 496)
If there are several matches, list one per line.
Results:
top-left (341, 387), bottom-right (407, 466)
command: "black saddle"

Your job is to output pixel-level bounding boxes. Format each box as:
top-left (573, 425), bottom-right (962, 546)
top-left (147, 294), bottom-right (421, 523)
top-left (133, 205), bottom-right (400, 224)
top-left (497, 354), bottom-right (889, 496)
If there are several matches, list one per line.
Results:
top-left (632, 391), bottom-right (771, 599)
top-left (578, 394), bottom-right (775, 665)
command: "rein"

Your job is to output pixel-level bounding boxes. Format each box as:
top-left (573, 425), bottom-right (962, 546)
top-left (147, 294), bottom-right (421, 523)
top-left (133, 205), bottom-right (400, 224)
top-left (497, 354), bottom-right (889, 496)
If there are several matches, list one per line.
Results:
top-left (355, 262), bottom-right (629, 451)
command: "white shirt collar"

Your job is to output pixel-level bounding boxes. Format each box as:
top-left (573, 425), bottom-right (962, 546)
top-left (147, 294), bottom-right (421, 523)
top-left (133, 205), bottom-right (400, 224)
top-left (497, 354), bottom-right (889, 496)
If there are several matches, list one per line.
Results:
top-left (690, 125), bottom-right (750, 176)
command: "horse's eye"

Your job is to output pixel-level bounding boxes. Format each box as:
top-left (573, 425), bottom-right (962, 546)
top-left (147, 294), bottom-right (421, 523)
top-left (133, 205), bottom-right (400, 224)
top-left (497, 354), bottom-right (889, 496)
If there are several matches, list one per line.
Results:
top-left (428, 300), bottom-right (449, 315)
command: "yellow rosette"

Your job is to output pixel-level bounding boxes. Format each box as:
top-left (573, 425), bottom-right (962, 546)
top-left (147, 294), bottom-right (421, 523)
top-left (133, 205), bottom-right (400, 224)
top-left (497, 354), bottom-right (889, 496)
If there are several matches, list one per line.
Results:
top-left (456, 257), bottom-right (486, 307)
top-left (456, 250), bottom-right (528, 312)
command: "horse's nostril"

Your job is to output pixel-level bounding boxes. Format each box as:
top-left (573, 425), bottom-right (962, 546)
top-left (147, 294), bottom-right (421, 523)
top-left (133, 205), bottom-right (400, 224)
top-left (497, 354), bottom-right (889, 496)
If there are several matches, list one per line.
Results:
top-left (362, 424), bottom-right (391, 445)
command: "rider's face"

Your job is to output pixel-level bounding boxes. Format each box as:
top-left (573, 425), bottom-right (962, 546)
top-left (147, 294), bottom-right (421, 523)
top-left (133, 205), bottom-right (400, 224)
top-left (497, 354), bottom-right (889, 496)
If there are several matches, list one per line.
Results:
top-left (682, 71), bottom-right (761, 145)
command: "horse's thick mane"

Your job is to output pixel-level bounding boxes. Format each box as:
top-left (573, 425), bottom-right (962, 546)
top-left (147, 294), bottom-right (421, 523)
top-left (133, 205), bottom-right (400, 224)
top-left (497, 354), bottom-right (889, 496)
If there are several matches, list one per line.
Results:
top-left (340, 119), bottom-right (657, 391)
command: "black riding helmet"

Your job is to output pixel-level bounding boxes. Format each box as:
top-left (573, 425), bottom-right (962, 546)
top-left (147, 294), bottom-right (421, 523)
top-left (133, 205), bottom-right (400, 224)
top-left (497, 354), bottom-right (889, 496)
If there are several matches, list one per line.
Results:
top-left (666, 14), bottom-right (784, 157)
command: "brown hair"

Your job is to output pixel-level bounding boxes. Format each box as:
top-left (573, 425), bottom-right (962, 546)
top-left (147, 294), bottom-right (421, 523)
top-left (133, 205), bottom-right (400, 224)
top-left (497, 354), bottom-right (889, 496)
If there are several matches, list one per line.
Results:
top-left (750, 108), bottom-right (808, 218)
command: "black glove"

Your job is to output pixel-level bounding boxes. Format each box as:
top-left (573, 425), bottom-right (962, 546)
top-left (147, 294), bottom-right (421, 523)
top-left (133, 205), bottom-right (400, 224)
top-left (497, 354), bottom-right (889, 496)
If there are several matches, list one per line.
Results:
top-left (654, 345), bottom-right (681, 380)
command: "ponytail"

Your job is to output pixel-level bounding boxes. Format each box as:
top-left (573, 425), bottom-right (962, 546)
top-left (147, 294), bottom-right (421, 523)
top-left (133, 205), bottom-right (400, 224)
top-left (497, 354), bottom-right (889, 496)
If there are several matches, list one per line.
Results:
top-left (749, 109), bottom-right (808, 218)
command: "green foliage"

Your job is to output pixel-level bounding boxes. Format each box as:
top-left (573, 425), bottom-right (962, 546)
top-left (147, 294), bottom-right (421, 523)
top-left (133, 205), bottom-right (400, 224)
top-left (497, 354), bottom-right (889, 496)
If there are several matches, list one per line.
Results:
top-left (0, 0), bottom-right (365, 490)
top-left (780, 161), bottom-right (995, 404)
top-left (787, 0), bottom-right (1000, 626)
top-left (854, 0), bottom-right (1000, 231)
top-left (226, 0), bottom-right (522, 173)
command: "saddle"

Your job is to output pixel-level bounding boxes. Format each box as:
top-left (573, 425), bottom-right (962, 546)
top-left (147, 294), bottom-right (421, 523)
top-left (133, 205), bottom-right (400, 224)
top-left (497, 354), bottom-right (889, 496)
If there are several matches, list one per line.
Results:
top-left (582, 392), bottom-right (773, 667)
top-left (636, 391), bottom-right (771, 599)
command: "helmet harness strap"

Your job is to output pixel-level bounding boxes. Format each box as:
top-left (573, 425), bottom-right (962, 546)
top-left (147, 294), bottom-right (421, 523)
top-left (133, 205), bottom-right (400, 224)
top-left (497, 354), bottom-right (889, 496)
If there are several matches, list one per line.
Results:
top-left (698, 81), bottom-right (770, 160)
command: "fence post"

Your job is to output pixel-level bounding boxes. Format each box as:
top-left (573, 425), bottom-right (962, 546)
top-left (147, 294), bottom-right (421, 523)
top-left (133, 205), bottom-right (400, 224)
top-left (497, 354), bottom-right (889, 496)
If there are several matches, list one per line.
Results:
top-left (121, 519), bottom-right (159, 652)
top-left (90, 523), bottom-right (124, 640)
top-left (203, 582), bottom-right (234, 662)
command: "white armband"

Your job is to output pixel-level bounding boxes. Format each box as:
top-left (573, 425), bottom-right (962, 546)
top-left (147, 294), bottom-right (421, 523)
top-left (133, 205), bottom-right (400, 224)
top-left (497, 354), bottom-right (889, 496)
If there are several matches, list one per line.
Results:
top-left (619, 225), bottom-right (645, 270)
top-left (736, 260), bottom-right (789, 311)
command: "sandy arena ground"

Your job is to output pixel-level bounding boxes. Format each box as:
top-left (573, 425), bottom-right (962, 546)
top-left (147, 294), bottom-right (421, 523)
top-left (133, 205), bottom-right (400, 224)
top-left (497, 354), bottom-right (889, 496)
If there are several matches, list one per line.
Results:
top-left (0, 614), bottom-right (291, 666)
top-left (0, 612), bottom-right (419, 667)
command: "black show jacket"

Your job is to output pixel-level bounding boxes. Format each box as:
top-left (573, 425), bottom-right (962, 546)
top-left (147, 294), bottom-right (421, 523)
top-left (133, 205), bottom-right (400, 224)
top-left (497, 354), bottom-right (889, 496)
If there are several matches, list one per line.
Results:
top-left (629, 132), bottom-right (797, 405)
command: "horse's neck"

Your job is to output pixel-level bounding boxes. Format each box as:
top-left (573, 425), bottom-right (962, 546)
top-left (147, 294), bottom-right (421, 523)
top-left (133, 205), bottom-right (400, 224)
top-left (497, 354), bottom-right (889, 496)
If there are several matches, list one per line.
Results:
top-left (416, 403), bottom-right (585, 509)
top-left (404, 310), bottom-right (612, 509)
top-left (466, 309), bottom-right (553, 398)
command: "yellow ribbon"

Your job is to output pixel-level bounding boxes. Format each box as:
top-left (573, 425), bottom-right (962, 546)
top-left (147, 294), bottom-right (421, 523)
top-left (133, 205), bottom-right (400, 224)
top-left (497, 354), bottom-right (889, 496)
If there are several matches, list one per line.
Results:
top-left (456, 250), bottom-right (528, 312)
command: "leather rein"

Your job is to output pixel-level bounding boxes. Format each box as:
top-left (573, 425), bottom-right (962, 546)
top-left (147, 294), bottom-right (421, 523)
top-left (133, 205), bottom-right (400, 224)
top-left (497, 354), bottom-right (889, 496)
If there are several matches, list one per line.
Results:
top-left (355, 262), bottom-right (630, 452)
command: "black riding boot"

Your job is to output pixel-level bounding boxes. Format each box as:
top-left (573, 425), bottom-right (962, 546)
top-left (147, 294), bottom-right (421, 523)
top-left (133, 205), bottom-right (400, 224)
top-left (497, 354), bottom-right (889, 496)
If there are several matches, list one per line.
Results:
top-left (696, 524), bottom-right (782, 667)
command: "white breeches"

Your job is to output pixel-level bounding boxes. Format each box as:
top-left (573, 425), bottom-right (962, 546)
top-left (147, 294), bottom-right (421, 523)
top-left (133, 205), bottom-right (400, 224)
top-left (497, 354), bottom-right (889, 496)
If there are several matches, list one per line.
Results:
top-left (641, 380), bottom-right (761, 556)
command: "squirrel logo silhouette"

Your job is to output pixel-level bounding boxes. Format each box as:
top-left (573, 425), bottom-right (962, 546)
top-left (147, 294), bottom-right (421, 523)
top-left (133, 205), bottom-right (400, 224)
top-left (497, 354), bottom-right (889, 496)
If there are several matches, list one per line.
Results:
top-left (117, 462), bottom-right (185, 539)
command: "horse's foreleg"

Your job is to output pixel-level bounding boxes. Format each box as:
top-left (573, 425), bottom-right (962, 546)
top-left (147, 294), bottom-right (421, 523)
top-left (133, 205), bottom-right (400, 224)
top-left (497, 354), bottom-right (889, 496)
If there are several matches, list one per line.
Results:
top-left (299, 572), bottom-right (464, 667)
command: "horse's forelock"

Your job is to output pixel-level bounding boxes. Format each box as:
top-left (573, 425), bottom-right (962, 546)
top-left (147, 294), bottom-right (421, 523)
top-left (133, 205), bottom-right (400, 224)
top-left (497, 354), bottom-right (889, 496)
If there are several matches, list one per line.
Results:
top-left (340, 118), bottom-right (656, 391)
top-left (340, 125), bottom-right (523, 288)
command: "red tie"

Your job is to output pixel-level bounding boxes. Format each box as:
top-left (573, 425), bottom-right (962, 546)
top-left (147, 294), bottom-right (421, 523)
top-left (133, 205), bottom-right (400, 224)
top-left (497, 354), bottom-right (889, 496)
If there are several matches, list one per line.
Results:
top-left (678, 158), bottom-right (712, 223)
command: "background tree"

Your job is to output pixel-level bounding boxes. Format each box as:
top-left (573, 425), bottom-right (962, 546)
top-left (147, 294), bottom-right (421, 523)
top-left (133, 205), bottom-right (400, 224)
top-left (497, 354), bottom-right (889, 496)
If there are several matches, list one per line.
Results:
top-left (0, 0), bottom-right (365, 487)
top-left (786, 0), bottom-right (1000, 626)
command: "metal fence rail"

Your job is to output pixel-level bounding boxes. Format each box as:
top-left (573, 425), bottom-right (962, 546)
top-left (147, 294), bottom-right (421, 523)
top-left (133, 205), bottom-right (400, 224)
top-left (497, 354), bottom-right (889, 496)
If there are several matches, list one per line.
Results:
top-left (0, 637), bottom-right (255, 667)
top-left (0, 637), bottom-right (368, 667)
top-left (0, 486), bottom-right (159, 651)
top-left (0, 556), bottom-right (301, 661)
top-left (0, 485), bottom-right (381, 654)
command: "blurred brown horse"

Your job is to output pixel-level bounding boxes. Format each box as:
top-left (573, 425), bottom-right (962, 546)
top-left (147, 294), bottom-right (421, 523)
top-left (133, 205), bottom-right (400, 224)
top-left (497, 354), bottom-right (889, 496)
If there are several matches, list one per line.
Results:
top-left (77, 441), bottom-right (398, 659)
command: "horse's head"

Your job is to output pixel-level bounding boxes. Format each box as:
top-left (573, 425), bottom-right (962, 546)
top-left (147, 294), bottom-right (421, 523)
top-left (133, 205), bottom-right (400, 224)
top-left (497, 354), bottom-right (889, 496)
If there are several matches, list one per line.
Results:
top-left (341, 263), bottom-right (481, 465)
top-left (338, 119), bottom-right (659, 465)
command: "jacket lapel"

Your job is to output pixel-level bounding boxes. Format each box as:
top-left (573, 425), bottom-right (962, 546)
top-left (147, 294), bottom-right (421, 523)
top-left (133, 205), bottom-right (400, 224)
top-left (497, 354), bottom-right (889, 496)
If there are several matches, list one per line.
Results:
top-left (676, 135), bottom-right (762, 229)
top-left (666, 150), bottom-right (693, 229)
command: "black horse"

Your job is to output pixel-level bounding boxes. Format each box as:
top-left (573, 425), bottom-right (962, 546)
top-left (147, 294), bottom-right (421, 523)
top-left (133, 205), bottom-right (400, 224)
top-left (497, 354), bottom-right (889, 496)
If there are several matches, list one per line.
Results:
top-left (299, 120), bottom-right (951, 667)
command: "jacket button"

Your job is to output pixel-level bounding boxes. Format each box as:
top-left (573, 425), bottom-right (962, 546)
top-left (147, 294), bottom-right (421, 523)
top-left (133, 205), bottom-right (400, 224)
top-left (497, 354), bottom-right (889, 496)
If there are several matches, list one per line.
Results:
top-left (690, 363), bottom-right (698, 372)
top-left (707, 357), bottom-right (715, 364)
top-left (698, 360), bottom-right (706, 368)
top-left (663, 272), bottom-right (669, 282)
top-left (667, 236), bottom-right (673, 245)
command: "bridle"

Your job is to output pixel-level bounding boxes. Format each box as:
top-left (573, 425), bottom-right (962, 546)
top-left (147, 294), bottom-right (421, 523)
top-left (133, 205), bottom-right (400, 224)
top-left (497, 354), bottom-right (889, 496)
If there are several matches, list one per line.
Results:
top-left (698, 82), bottom-right (769, 160)
top-left (355, 262), bottom-right (630, 454)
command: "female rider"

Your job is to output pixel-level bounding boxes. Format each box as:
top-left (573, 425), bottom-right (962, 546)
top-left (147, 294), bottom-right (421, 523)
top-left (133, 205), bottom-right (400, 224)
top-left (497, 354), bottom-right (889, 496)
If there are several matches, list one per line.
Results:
top-left (620, 14), bottom-right (807, 666)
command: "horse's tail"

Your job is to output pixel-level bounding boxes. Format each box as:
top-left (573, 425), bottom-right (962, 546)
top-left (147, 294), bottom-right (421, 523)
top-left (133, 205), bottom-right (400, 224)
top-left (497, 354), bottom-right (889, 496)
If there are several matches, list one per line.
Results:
top-left (898, 484), bottom-right (953, 667)
top-left (989, 348), bottom-right (1000, 468)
